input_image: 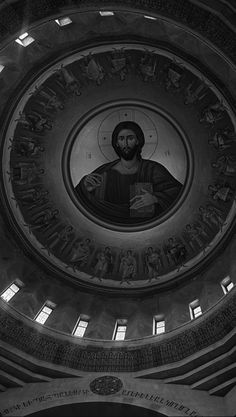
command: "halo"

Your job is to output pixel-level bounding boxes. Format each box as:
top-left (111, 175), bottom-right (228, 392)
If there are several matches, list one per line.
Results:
top-left (98, 107), bottom-right (158, 161)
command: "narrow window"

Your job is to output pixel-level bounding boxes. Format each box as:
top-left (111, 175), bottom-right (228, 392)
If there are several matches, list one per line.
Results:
top-left (72, 317), bottom-right (89, 337)
top-left (34, 301), bottom-right (56, 324)
top-left (153, 318), bottom-right (165, 335)
top-left (113, 320), bottom-right (127, 340)
top-left (189, 299), bottom-right (202, 320)
top-left (99, 11), bottom-right (114, 16)
top-left (144, 15), bottom-right (157, 20)
top-left (15, 32), bottom-right (35, 47)
top-left (221, 276), bottom-right (234, 294)
top-left (55, 17), bottom-right (72, 26)
top-left (0, 280), bottom-right (24, 302)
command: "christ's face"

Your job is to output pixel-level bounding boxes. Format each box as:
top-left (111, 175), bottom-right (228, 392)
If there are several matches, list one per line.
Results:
top-left (116, 129), bottom-right (139, 160)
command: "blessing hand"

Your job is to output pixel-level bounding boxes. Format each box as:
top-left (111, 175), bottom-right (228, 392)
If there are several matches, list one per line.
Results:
top-left (84, 173), bottom-right (103, 192)
top-left (130, 188), bottom-right (158, 210)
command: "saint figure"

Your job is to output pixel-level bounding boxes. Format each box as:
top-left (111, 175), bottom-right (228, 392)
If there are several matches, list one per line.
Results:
top-left (75, 121), bottom-right (182, 223)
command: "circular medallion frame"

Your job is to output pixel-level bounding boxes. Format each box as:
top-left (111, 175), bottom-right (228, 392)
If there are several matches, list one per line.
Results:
top-left (64, 100), bottom-right (192, 232)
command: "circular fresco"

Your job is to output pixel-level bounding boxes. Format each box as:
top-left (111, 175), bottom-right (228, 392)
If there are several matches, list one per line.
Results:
top-left (1, 43), bottom-right (236, 291)
top-left (68, 103), bottom-right (188, 227)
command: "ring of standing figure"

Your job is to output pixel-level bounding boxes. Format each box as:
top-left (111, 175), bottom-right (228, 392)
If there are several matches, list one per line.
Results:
top-left (1, 42), bottom-right (236, 293)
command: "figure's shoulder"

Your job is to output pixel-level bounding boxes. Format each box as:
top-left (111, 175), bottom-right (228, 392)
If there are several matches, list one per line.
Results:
top-left (141, 158), bottom-right (168, 172)
top-left (141, 158), bottom-right (162, 166)
top-left (140, 158), bottom-right (183, 185)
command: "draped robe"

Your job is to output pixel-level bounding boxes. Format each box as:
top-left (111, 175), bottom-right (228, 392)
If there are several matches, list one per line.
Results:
top-left (75, 159), bottom-right (182, 223)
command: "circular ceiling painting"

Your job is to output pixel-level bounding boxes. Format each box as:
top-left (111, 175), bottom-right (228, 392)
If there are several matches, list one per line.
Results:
top-left (1, 43), bottom-right (236, 291)
top-left (67, 103), bottom-right (188, 227)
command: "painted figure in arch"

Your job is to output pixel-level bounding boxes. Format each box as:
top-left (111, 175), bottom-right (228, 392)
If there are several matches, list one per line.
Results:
top-left (92, 246), bottom-right (113, 280)
top-left (198, 205), bottom-right (225, 232)
top-left (110, 49), bottom-right (130, 81)
top-left (31, 86), bottom-right (65, 111)
top-left (70, 238), bottom-right (92, 268)
top-left (55, 65), bottom-right (81, 96)
top-left (163, 237), bottom-right (187, 267)
top-left (119, 250), bottom-right (137, 284)
top-left (28, 208), bottom-right (59, 232)
top-left (80, 54), bottom-right (105, 85)
top-left (139, 51), bottom-right (158, 82)
top-left (145, 246), bottom-right (162, 281)
top-left (17, 187), bottom-right (48, 206)
top-left (13, 138), bottom-right (45, 158)
top-left (208, 130), bottom-right (236, 152)
top-left (200, 101), bottom-right (226, 126)
top-left (43, 225), bottom-right (74, 254)
top-left (9, 162), bottom-right (44, 186)
top-left (16, 111), bottom-right (53, 132)
top-left (184, 223), bottom-right (209, 251)
top-left (212, 155), bottom-right (236, 177)
top-left (208, 184), bottom-right (234, 203)
top-left (164, 64), bottom-right (183, 92)
top-left (184, 81), bottom-right (207, 105)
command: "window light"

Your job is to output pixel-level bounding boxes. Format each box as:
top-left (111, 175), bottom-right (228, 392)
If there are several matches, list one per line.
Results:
top-left (221, 276), bottom-right (234, 294)
top-left (72, 317), bottom-right (89, 337)
top-left (15, 32), bottom-right (35, 47)
top-left (0, 64), bottom-right (5, 73)
top-left (0, 280), bottom-right (24, 302)
top-left (153, 318), bottom-right (165, 335)
top-left (55, 17), bottom-right (72, 26)
top-left (34, 301), bottom-right (56, 324)
top-left (144, 15), bottom-right (157, 20)
top-left (189, 299), bottom-right (202, 320)
top-left (113, 320), bottom-right (127, 341)
top-left (99, 11), bottom-right (114, 16)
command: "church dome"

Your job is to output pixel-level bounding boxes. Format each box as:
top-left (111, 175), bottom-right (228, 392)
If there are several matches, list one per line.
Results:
top-left (0, 1), bottom-right (235, 416)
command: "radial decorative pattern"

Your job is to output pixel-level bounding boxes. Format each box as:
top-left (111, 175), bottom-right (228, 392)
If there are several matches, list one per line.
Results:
top-left (1, 42), bottom-right (236, 291)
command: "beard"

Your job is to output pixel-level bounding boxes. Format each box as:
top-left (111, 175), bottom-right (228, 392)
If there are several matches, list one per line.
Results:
top-left (115, 144), bottom-right (139, 160)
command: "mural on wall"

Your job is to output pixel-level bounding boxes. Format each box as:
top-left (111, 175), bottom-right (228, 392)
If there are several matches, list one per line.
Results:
top-left (2, 44), bottom-right (236, 289)
top-left (74, 120), bottom-right (183, 224)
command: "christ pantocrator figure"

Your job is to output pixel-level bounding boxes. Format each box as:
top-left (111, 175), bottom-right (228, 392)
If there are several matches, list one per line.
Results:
top-left (75, 121), bottom-right (182, 222)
